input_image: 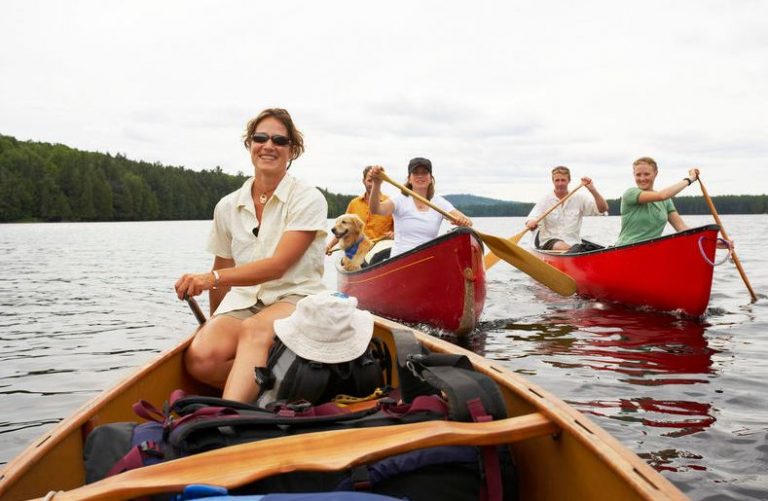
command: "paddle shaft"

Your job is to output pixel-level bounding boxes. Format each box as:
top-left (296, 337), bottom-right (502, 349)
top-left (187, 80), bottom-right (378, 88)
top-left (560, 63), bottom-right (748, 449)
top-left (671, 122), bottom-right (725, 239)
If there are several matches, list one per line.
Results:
top-left (698, 178), bottom-right (757, 302)
top-left (485, 184), bottom-right (585, 270)
top-left (42, 414), bottom-right (556, 501)
top-left (184, 295), bottom-right (207, 325)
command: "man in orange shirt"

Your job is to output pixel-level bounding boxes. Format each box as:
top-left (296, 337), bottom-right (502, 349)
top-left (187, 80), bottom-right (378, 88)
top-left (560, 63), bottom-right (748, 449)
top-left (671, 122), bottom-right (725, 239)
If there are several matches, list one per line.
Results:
top-left (326, 166), bottom-right (394, 254)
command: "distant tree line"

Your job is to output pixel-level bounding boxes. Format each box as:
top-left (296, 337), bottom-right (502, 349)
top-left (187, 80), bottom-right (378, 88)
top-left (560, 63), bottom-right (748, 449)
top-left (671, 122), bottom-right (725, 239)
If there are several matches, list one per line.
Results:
top-left (455, 195), bottom-right (767, 217)
top-left (0, 135), bottom-right (355, 222)
top-left (0, 134), bottom-right (764, 222)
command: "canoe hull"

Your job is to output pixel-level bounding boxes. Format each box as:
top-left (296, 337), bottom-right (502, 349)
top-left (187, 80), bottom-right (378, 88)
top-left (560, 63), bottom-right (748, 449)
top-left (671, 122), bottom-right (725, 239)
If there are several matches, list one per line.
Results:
top-left (536, 225), bottom-right (720, 316)
top-left (336, 228), bottom-right (486, 334)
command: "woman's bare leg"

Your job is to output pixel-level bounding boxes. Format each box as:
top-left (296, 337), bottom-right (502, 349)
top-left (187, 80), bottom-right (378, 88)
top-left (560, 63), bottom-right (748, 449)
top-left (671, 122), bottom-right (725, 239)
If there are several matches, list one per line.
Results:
top-left (183, 315), bottom-right (243, 389)
top-left (222, 302), bottom-right (296, 402)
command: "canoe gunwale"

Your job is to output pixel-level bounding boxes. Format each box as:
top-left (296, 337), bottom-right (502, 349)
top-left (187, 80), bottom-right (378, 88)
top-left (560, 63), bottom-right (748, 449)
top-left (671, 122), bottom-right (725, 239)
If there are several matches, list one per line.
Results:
top-left (334, 226), bottom-right (485, 276)
top-left (534, 224), bottom-right (721, 258)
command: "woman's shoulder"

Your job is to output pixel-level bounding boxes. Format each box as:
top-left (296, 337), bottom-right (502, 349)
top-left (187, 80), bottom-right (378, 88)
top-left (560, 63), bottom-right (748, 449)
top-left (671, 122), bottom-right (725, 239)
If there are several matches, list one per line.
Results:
top-left (283, 175), bottom-right (327, 207)
top-left (216, 177), bottom-right (253, 210)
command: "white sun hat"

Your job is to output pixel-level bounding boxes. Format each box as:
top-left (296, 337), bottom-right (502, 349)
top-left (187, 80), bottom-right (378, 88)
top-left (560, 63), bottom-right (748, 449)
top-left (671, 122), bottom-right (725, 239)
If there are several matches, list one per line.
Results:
top-left (273, 292), bottom-right (374, 364)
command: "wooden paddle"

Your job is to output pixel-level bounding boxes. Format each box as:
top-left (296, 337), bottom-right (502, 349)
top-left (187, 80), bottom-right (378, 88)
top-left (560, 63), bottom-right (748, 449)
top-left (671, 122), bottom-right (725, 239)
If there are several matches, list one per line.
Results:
top-left (484, 184), bottom-right (585, 270)
top-left (184, 295), bottom-right (207, 325)
top-left (698, 177), bottom-right (758, 303)
top-left (41, 413), bottom-right (556, 501)
top-left (378, 171), bottom-right (576, 296)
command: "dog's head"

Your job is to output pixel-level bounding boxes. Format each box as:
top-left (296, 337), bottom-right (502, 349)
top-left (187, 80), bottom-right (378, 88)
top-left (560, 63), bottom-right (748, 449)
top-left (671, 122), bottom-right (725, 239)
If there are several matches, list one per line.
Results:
top-left (332, 214), bottom-right (365, 243)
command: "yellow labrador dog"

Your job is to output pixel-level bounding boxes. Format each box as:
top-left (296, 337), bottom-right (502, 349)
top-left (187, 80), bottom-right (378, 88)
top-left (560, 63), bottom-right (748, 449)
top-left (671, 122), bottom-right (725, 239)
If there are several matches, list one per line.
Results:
top-left (332, 214), bottom-right (373, 271)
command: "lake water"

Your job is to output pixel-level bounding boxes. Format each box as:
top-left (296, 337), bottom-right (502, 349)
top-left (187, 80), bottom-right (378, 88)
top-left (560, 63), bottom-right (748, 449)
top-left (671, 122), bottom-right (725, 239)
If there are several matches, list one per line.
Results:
top-left (1, 216), bottom-right (766, 500)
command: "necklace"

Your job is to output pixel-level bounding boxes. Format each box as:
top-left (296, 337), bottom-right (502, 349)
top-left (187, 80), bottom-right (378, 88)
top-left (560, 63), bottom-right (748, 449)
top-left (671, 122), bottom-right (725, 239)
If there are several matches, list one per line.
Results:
top-left (255, 187), bottom-right (275, 205)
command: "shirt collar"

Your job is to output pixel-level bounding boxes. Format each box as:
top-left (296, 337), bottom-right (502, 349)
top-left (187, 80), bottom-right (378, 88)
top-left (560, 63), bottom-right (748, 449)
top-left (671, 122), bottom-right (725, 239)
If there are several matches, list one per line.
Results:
top-left (236, 174), bottom-right (295, 212)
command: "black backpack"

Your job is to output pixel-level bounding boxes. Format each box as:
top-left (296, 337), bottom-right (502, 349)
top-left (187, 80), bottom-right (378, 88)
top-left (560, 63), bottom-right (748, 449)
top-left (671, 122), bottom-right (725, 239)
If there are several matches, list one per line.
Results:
top-left (254, 337), bottom-right (387, 407)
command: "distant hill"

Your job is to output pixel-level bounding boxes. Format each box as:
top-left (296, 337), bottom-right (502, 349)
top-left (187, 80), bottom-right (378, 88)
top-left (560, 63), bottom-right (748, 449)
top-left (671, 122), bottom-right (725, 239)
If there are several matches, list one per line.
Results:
top-left (445, 193), bottom-right (534, 217)
top-left (445, 193), bottom-right (507, 206)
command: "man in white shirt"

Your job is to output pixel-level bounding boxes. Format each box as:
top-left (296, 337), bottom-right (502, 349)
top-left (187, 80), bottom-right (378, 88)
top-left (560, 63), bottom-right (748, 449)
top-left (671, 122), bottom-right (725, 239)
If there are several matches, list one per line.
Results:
top-left (526, 166), bottom-right (609, 251)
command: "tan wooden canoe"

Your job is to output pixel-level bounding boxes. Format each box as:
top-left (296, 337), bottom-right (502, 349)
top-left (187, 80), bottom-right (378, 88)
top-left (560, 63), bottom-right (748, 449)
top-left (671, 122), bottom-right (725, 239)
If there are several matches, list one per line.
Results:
top-left (0, 316), bottom-right (688, 501)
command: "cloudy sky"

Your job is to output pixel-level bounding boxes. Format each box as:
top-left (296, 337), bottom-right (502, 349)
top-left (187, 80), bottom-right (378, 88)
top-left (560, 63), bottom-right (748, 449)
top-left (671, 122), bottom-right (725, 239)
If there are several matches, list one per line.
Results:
top-left (1, 0), bottom-right (766, 202)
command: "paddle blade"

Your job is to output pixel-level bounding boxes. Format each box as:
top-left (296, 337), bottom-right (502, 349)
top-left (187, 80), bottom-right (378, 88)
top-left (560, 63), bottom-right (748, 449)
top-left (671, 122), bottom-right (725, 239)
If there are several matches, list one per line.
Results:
top-left (483, 229), bottom-right (528, 270)
top-left (478, 231), bottom-right (576, 296)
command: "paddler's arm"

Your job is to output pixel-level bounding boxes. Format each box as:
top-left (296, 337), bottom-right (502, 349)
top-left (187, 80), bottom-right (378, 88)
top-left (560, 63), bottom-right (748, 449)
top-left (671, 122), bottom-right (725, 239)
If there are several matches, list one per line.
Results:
top-left (637, 168), bottom-right (699, 204)
top-left (581, 177), bottom-right (609, 213)
top-left (210, 256), bottom-right (234, 315)
top-left (175, 231), bottom-right (315, 300)
top-left (368, 165), bottom-right (395, 216)
top-left (448, 209), bottom-right (472, 227)
top-left (668, 211), bottom-right (689, 232)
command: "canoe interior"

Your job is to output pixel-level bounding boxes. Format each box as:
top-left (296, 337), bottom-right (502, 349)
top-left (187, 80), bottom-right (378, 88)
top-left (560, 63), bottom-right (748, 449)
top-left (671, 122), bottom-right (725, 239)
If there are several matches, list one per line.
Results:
top-left (0, 318), bottom-right (685, 501)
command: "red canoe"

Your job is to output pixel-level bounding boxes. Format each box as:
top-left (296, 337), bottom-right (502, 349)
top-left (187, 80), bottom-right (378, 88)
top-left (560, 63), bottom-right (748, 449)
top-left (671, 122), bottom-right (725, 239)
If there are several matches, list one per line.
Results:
top-left (534, 224), bottom-right (721, 317)
top-left (337, 228), bottom-right (486, 335)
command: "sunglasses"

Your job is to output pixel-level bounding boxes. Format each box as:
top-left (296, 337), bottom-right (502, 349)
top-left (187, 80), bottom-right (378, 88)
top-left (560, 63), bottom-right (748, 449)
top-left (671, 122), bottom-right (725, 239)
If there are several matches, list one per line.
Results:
top-left (251, 132), bottom-right (291, 147)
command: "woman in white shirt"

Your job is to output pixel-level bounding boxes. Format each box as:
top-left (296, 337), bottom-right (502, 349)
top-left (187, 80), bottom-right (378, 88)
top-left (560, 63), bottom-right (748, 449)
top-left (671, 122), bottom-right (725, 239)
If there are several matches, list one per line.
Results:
top-left (368, 158), bottom-right (472, 258)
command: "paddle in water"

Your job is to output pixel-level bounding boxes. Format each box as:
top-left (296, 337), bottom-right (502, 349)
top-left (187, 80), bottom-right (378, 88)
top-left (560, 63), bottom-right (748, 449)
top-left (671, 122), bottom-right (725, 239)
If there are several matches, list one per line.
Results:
top-left (698, 176), bottom-right (758, 303)
top-left (484, 183), bottom-right (585, 270)
top-left (377, 170), bottom-right (576, 296)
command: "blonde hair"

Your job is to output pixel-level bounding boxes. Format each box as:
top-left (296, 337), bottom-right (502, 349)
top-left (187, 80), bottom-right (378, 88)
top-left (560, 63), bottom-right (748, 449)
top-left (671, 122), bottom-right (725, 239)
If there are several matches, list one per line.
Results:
top-left (633, 157), bottom-right (658, 171)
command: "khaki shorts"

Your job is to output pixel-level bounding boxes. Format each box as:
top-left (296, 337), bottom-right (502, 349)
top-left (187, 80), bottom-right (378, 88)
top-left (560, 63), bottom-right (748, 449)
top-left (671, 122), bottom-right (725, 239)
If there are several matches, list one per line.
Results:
top-left (218, 295), bottom-right (304, 320)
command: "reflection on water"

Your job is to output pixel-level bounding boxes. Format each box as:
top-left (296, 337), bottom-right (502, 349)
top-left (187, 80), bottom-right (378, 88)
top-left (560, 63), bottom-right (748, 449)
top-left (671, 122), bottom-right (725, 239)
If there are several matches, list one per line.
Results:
top-left (482, 303), bottom-right (721, 470)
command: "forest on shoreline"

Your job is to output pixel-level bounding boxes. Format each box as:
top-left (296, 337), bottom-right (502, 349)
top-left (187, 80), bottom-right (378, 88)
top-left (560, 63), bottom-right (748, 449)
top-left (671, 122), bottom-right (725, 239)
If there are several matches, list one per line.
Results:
top-left (1, 134), bottom-right (765, 223)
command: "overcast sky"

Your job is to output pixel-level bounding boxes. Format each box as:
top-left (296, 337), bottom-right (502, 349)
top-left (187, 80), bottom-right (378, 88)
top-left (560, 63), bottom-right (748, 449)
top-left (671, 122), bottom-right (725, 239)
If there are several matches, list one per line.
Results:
top-left (1, 0), bottom-right (766, 202)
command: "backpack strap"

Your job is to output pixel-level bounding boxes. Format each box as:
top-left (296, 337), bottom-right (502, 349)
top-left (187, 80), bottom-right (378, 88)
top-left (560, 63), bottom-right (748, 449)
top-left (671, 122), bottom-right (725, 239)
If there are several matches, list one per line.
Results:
top-left (390, 329), bottom-right (439, 403)
top-left (277, 357), bottom-right (332, 404)
top-left (389, 329), bottom-right (507, 422)
top-left (350, 346), bottom-right (384, 397)
top-left (468, 398), bottom-right (503, 501)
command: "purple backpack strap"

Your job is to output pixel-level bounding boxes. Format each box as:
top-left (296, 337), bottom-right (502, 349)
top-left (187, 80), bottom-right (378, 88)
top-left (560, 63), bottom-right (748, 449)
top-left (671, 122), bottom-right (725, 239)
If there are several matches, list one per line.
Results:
top-left (168, 406), bottom-right (240, 431)
top-left (132, 399), bottom-right (167, 423)
top-left (380, 394), bottom-right (448, 417)
top-left (468, 398), bottom-right (503, 501)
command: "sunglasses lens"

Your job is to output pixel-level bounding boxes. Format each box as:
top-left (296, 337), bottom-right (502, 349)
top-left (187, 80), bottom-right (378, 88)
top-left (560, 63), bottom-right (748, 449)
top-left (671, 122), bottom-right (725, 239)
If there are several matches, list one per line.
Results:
top-left (272, 135), bottom-right (290, 146)
top-left (251, 133), bottom-right (290, 146)
top-left (251, 133), bottom-right (269, 144)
